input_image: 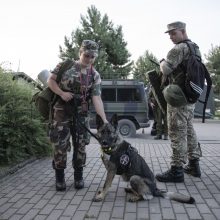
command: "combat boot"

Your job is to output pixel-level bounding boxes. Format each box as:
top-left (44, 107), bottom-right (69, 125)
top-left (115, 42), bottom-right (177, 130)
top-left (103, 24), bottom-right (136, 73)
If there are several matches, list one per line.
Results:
top-left (74, 167), bottom-right (84, 189)
top-left (155, 166), bottom-right (184, 182)
top-left (150, 121), bottom-right (157, 136)
top-left (154, 134), bottom-right (162, 140)
top-left (184, 159), bottom-right (201, 177)
top-left (55, 169), bottom-right (66, 191)
top-left (163, 134), bottom-right (168, 140)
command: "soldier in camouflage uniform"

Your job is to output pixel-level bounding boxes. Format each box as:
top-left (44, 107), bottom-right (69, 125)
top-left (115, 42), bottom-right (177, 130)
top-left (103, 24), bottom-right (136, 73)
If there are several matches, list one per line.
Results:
top-left (148, 85), bottom-right (158, 135)
top-left (148, 75), bottom-right (168, 140)
top-left (155, 22), bottom-right (202, 183)
top-left (47, 40), bottom-right (108, 191)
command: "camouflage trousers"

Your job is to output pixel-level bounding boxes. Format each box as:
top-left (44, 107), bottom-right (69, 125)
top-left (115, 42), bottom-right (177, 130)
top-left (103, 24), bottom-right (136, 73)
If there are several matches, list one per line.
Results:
top-left (167, 103), bottom-right (202, 167)
top-left (49, 104), bottom-right (91, 170)
top-left (155, 104), bottom-right (168, 135)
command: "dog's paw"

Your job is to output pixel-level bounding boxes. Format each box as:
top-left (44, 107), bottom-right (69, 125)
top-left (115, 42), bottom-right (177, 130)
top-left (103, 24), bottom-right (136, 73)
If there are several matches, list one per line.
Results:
top-left (93, 191), bottom-right (104, 202)
top-left (128, 195), bottom-right (142, 202)
top-left (124, 187), bottom-right (133, 193)
top-left (142, 194), bottom-right (153, 201)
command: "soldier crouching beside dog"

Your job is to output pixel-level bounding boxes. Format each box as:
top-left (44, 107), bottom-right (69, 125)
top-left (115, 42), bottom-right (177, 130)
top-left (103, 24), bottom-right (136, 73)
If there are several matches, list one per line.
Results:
top-left (155, 21), bottom-right (202, 183)
top-left (47, 40), bottom-right (108, 191)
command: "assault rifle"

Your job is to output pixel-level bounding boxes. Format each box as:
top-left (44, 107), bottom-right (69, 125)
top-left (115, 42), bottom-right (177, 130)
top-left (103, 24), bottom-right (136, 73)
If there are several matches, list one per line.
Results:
top-left (147, 70), bottom-right (167, 115)
top-left (13, 72), bottom-right (43, 91)
top-left (149, 58), bottom-right (160, 67)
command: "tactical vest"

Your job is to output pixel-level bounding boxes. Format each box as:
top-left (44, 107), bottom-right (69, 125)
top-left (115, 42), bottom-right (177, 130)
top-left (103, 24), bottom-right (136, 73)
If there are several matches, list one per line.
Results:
top-left (110, 144), bottom-right (138, 175)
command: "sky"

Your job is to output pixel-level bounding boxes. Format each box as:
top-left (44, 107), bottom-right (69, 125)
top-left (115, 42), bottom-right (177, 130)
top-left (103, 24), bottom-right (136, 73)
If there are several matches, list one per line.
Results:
top-left (1, 0), bottom-right (220, 79)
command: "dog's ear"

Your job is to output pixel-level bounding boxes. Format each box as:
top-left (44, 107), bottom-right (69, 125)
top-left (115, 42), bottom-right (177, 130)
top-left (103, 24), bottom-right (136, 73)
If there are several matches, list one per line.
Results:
top-left (110, 114), bottom-right (118, 129)
top-left (96, 114), bottom-right (104, 130)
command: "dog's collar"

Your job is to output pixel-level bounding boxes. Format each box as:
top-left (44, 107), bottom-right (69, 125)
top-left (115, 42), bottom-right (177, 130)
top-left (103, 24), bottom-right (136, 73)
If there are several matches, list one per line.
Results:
top-left (100, 133), bottom-right (118, 155)
top-left (101, 146), bottom-right (113, 154)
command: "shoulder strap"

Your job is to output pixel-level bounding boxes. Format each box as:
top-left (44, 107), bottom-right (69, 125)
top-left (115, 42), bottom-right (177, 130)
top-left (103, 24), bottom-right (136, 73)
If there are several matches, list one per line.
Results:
top-left (49, 59), bottom-right (74, 122)
top-left (201, 63), bottom-right (212, 123)
top-left (56, 59), bottom-right (74, 83)
top-left (182, 40), bottom-right (212, 123)
top-left (91, 65), bottom-right (96, 82)
top-left (183, 40), bottom-right (201, 61)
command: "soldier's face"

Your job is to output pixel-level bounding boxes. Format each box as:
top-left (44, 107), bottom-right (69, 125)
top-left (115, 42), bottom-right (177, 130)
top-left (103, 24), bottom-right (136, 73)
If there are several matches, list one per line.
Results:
top-left (80, 52), bottom-right (96, 67)
top-left (168, 29), bottom-right (185, 44)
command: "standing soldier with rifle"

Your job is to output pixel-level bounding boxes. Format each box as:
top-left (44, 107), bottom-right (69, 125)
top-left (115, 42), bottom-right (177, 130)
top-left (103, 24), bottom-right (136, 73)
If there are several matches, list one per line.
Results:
top-left (47, 40), bottom-right (108, 191)
top-left (148, 75), bottom-right (168, 140)
top-left (147, 60), bottom-right (168, 140)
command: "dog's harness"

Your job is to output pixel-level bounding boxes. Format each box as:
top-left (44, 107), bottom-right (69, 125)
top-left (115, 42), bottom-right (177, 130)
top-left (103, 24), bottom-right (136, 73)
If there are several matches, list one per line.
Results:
top-left (106, 142), bottom-right (138, 175)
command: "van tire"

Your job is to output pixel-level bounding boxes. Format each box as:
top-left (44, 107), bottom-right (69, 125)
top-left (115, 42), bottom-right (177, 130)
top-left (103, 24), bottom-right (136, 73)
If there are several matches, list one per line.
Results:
top-left (118, 119), bottom-right (136, 137)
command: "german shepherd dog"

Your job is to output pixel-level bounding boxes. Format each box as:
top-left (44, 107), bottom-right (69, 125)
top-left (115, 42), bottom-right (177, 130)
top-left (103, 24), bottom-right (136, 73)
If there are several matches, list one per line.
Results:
top-left (93, 114), bottom-right (195, 204)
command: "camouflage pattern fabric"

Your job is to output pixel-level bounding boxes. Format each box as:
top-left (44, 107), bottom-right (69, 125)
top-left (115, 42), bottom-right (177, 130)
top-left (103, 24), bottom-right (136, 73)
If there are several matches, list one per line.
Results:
top-left (167, 104), bottom-right (202, 167)
top-left (50, 61), bottom-right (101, 169)
top-left (148, 88), bottom-right (167, 135)
top-left (155, 106), bottom-right (168, 136)
top-left (161, 42), bottom-right (202, 167)
top-left (161, 42), bottom-right (201, 90)
top-left (160, 43), bottom-right (189, 92)
top-left (148, 70), bottom-right (167, 114)
top-left (165, 21), bottom-right (186, 33)
top-left (51, 60), bottom-right (101, 96)
top-left (80, 40), bottom-right (99, 56)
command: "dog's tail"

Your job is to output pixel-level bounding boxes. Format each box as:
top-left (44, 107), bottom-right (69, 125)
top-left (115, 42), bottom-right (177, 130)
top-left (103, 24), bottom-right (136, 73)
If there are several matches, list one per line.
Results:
top-left (156, 189), bottom-right (195, 204)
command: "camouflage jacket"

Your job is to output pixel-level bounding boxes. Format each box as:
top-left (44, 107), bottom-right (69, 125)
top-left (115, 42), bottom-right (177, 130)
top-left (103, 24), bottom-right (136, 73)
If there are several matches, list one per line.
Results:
top-left (51, 60), bottom-right (101, 101)
top-left (160, 40), bottom-right (201, 89)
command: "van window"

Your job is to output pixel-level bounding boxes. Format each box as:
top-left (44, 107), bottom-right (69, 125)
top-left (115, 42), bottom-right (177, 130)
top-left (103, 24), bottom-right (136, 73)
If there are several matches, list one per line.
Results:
top-left (117, 88), bottom-right (141, 102)
top-left (102, 88), bottom-right (116, 102)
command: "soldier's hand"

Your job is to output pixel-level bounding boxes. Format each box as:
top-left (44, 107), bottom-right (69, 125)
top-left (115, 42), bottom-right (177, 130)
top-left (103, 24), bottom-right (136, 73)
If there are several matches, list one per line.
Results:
top-left (60, 91), bottom-right (74, 102)
top-left (150, 102), bottom-right (155, 108)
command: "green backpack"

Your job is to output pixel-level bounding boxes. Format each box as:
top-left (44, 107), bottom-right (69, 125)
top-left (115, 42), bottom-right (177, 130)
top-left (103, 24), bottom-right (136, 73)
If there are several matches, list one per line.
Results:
top-left (33, 59), bottom-right (74, 120)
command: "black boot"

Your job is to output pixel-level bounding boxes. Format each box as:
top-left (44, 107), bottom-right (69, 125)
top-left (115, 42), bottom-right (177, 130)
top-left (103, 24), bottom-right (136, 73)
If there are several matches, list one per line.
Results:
top-left (55, 169), bottom-right (66, 191)
top-left (155, 166), bottom-right (184, 182)
top-left (154, 134), bottom-right (162, 140)
top-left (74, 167), bottom-right (84, 189)
top-left (163, 134), bottom-right (169, 140)
top-left (184, 159), bottom-right (201, 177)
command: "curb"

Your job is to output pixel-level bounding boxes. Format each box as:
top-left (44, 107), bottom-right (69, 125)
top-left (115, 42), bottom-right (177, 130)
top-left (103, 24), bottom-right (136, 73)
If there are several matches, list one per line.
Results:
top-left (0, 157), bottom-right (37, 180)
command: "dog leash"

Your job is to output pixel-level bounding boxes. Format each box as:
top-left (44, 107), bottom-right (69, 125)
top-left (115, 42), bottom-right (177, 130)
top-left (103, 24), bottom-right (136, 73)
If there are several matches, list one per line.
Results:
top-left (77, 120), bottom-right (99, 141)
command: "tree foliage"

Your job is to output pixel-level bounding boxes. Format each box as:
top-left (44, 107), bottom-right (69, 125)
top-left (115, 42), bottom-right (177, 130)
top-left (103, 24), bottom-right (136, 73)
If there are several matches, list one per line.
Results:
top-left (132, 50), bottom-right (159, 85)
top-left (0, 68), bottom-right (52, 166)
top-left (205, 45), bottom-right (220, 95)
top-left (59, 5), bottom-right (133, 79)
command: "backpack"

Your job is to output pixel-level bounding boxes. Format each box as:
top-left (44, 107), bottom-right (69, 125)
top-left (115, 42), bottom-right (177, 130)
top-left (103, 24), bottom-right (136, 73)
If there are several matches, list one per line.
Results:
top-left (32, 59), bottom-right (74, 120)
top-left (183, 40), bottom-right (211, 102)
top-left (182, 40), bottom-right (212, 122)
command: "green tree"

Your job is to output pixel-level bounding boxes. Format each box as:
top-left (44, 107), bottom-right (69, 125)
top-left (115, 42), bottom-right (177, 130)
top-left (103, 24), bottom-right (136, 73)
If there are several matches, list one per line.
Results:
top-left (59, 5), bottom-right (132, 79)
top-left (205, 45), bottom-right (220, 96)
top-left (132, 50), bottom-right (159, 85)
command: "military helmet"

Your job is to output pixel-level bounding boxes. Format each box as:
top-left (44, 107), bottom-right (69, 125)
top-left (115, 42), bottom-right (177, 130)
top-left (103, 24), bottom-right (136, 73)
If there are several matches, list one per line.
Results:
top-left (163, 84), bottom-right (187, 107)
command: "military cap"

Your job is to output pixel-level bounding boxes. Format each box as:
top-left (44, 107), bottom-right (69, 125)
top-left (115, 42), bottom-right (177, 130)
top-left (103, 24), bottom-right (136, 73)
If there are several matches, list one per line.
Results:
top-left (80, 40), bottom-right (99, 56)
top-left (165, 21), bottom-right (186, 33)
